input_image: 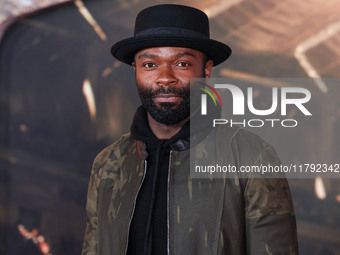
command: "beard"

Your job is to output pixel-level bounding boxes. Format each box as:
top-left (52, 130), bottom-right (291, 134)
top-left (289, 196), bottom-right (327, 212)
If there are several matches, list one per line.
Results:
top-left (137, 83), bottom-right (191, 125)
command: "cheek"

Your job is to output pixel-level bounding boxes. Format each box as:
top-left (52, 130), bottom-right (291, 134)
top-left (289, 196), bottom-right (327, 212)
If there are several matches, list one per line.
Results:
top-left (136, 70), bottom-right (155, 86)
top-left (177, 70), bottom-right (202, 86)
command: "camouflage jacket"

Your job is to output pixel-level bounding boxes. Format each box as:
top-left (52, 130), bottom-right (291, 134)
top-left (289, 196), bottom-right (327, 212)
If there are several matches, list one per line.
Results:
top-left (82, 125), bottom-right (298, 255)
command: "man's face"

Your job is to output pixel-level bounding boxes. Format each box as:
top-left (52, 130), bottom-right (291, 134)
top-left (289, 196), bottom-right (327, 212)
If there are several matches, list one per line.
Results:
top-left (133, 47), bottom-right (213, 125)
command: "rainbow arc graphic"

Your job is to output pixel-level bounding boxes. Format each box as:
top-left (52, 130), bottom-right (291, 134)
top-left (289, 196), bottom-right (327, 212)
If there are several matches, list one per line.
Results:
top-left (199, 84), bottom-right (222, 106)
top-left (199, 83), bottom-right (222, 115)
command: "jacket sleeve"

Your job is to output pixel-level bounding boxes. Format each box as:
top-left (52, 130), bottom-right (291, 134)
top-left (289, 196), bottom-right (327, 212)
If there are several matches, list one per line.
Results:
top-left (82, 167), bottom-right (99, 255)
top-left (243, 145), bottom-right (299, 255)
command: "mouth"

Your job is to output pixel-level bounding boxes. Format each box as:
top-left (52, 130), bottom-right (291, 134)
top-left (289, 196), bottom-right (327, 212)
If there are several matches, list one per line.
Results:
top-left (153, 93), bottom-right (181, 103)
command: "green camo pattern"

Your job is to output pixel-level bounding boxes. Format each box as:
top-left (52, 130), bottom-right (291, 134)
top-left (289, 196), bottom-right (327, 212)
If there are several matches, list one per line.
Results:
top-left (82, 126), bottom-right (298, 255)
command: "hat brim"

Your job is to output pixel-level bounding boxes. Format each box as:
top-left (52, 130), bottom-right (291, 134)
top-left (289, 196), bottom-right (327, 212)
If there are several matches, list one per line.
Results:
top-left (111, 35), bottom-right (231, 66)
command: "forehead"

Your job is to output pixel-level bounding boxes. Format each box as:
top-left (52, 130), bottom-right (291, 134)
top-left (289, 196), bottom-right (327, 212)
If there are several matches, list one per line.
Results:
top-left (134, 46), bottom-right (204, 59)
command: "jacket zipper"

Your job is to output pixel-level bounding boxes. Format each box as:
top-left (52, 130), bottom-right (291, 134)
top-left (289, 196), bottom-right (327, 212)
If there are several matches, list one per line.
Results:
top-left (124, 159), bottom-right (148, 255)
top-left (167, 150), bottom-right (173, 255)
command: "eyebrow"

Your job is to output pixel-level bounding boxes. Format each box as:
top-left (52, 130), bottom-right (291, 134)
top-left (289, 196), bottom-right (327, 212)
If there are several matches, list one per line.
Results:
top-left (174, 52), bottom-right (196, 58)
top-left (138, 53), bottom-right (157, 59)
top-left (138, 51), bottom-right (197, 59)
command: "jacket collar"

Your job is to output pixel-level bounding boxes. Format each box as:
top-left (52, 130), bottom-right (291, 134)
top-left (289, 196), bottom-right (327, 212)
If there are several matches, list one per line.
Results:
top-left (131, 102), bottom-right (221, 157)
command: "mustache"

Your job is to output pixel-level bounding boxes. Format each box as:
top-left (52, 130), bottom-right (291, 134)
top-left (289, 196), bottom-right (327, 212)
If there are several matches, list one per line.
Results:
top-left (143, 86), bottom-right (190, 98)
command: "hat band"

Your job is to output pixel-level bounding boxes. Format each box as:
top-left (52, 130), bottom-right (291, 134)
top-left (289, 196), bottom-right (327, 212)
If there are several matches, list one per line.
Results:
top-left (135, 27), bottom-right (208, 38)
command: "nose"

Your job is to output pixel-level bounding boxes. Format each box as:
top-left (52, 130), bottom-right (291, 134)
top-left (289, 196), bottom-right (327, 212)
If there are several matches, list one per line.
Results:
top-left (156, 65), bottom-right (178, 86)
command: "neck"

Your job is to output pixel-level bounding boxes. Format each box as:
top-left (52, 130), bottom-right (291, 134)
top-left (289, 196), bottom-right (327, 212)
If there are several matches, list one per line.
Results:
top-left (147, 113), bottom-right (189, 139)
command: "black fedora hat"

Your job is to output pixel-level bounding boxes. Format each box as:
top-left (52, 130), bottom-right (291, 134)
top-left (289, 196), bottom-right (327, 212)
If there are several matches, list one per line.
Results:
top-left (111, 4), bottom-right (231, 66)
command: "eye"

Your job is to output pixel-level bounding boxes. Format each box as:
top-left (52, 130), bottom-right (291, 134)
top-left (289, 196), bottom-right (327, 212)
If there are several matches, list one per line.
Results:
top-left (176, 61), bottom-right (190, 67)
top-left (143, 62), bottom-right (157, 68)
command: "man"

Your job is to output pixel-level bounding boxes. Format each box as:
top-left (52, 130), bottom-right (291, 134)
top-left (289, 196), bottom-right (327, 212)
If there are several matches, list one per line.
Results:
top-left (82, 4), bottom-right (298, 255)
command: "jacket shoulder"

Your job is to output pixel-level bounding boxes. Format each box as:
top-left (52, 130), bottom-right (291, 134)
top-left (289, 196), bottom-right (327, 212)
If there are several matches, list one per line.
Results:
top-left (230, 126), bottom-right (270, 150)
top-left (92, 132), bottom-right (136, 175)
top-left (218, 126), bottom-right (279, 165)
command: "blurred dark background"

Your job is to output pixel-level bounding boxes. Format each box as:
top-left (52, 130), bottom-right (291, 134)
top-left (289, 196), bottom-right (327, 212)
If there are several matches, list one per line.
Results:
top-left (0, 0), bottom-right (340, 254)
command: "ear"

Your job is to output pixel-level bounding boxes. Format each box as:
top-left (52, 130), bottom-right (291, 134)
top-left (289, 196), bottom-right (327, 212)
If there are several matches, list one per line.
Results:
top-left (132, 62), bottom-right (136, 70)
top-left (204, 60), bottom-right (213, 78)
